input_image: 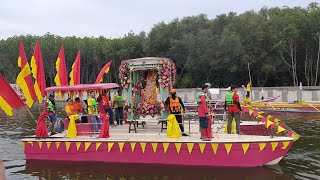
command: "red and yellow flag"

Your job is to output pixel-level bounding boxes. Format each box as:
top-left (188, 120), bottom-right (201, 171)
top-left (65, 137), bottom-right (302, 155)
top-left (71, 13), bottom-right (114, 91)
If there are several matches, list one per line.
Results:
top-left (54, 46), bottom-right (68, 98)
top-left (69, 50), bottom-right (81, 85)
top-left (0, 74), bottom-right (25, 116)
top-left (16, 41), bottom-right (37, 108)
top-left (30, 41), bottom-right (46, 102)
top-left (95, 60), bottom-right (112, 83)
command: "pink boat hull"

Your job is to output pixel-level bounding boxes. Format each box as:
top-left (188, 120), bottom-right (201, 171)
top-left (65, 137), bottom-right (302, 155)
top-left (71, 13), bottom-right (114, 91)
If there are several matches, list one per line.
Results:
top-left (23, 140), bottom-right (292, 167)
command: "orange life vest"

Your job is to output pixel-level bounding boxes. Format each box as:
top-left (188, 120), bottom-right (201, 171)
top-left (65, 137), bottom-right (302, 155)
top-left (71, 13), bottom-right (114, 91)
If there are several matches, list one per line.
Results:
top-left (169, 97), bottom-right (181, 113)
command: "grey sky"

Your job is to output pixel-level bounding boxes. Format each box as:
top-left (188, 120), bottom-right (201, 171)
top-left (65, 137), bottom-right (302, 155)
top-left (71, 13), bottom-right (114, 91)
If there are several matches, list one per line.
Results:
top-left (0, 0), bottom-right (316, 39)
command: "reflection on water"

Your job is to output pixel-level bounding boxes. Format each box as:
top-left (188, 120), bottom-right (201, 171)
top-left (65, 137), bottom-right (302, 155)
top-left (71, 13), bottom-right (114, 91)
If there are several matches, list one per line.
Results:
top-left (0, 108), bottom-right (320, 179)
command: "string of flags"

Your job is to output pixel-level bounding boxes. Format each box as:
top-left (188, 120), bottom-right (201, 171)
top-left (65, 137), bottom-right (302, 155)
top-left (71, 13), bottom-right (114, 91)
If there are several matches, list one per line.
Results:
top-left (242, 106), bottom-right (300, 141)
top-left (22, 141), bottom-right (292, 155)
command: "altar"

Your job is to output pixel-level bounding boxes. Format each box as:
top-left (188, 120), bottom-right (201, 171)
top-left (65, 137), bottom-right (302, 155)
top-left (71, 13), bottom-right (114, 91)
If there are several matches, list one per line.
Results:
top-left (118, 57), bottom-right (177, 121)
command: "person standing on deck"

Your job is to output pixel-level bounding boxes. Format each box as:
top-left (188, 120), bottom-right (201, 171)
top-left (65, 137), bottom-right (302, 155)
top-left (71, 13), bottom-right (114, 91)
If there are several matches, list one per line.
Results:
top-left (44, 94), bottom-right (57, 135)
top-left (98, 90), bottom-right (114, 126)
top-left (246, 82), bottom-right (251, 98)
top-left (165, 89), bottom-right (188, 136)
top-left (204, 83), bottom-right (212, 100)
top-left (113, 89), bottom-right (125, 125)
top-left (198, 85), bottom-right (211, 141)
top-left (88, 91), bottom-right (101, 133)
top-left (224, 86), bottom-right (242, 135)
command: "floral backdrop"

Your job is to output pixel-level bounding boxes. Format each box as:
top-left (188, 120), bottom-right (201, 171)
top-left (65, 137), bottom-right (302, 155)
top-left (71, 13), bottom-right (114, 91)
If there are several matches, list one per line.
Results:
top-left (119, 59), bottom-right (176, 117)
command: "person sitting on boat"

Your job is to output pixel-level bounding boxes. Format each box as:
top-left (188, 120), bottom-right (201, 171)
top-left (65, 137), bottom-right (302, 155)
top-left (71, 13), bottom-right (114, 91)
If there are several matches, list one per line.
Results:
top-left (97, 90), bottom-right (114, 126)
top-left (43, 94), bottom-right (57, 135)
top-left (165, 89), bottom-right (188, 136)
top-left (198, 85), bottom-right (211, 141)
top-left (113, 89), bottom-right (125, 125)
top-left (224, 85), bottom-right (242, 135)
top-left (88, 91), bottom-right (102, 133)
top-left (73, 97), bottom-right (84, 114)
top-left (64, 98), bottom-right (80, 123)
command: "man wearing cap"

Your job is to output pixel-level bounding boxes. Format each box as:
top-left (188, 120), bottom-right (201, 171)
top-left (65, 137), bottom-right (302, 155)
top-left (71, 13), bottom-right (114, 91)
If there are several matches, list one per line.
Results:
top-left (165, 89), bottom-right (187, 136)
top-left (225, 86), bottom-right (242, 135)
top-left (44, 93), bottom-right (57, 135)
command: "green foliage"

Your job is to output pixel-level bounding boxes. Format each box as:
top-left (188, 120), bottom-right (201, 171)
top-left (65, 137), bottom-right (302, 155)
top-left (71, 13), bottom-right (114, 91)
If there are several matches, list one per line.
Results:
top-left (1, 3), bottom-right (320, 87)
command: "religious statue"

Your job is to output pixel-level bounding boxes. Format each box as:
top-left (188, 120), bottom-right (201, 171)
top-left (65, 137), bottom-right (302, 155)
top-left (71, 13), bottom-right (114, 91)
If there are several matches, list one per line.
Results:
top-left (142, 70), bottom-right (157, 104)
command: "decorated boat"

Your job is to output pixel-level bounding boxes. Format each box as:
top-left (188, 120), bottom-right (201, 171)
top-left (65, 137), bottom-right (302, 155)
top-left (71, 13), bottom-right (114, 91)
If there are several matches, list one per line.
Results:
top-left (250, 101), bottom-right (320, 113)
top-left (20, 57), bottom-right (300, 167)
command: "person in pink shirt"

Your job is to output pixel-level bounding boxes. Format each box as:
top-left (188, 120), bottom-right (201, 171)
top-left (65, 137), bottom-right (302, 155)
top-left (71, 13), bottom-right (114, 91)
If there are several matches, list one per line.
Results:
top-left (198, 85), bottom-right (211, 141)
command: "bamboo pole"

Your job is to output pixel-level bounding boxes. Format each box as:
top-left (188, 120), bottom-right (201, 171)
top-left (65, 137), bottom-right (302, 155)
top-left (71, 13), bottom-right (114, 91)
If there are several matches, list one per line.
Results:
top-left (24, 105), bottom-right (37, 123)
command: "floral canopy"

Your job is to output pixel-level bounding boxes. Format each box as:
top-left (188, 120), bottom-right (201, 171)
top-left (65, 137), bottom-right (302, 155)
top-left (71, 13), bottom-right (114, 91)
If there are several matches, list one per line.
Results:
top-left (118, 57), bottom-right (176, 119)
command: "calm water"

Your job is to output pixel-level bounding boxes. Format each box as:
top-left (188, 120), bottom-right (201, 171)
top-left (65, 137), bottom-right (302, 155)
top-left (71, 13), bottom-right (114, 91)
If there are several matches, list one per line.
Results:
top-left (0, 108), bottom-right (320, 180)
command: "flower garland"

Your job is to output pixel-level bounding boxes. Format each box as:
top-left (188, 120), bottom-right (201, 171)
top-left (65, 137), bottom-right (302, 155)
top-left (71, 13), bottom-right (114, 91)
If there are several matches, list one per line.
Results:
top-left (119, 62), bottom-right (130, 89)
top-left (133, 102), bottom-right (162, 118)
top-left (132, 83), bottom-right (143, 94)
top-left (157, 59), bottom-right (176, 89)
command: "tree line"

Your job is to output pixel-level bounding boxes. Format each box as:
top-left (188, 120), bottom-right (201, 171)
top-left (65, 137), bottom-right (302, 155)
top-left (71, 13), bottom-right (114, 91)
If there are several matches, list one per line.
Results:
top-left (1, 2), bottom-right (320, 88)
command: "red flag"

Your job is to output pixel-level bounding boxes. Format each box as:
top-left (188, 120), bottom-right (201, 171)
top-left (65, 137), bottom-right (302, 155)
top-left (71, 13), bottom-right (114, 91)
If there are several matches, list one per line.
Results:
top-left (69, 50), bottom-right (81, 85)
top-left (16, 40), bottom-right (37, 107)
top-left (31, 41), bottom-right (46, 102)
top-left (54, 46), bottom-right (68, 98)
top-left (0, 74), bottom-right (25, 116)
top-left (95, 60), bottom-right (112, 83)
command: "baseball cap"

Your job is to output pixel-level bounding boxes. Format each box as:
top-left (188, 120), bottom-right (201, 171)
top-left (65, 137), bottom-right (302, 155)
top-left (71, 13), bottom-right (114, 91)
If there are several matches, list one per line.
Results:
top-left (226, 87), bottom-right (231, 91)
top-left (205, 83), bottom-right (211, 87)
top-left (170, 89), bottom-right (176, 93)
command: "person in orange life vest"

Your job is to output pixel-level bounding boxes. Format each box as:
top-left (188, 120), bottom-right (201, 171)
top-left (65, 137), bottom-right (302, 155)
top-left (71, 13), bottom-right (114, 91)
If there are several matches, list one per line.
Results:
top-left (198, 84), bottom-right (211, 141)
top-left (73, 97), bottom-right (83, 113)
top-left (97, 90), bottom-right (114, 125)
top-left (164, 89), bottom-right (188, 136)
top-left (224, 85), bottom-right (242, 135)
top-left (43, 94), bottom-right (57, 135)
top-left (64, 98), bottom-right (80, 123)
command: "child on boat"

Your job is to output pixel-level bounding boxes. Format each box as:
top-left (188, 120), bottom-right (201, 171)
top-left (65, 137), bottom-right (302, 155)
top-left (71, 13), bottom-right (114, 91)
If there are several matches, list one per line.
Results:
top-left (198, 85), bottom-right (211, 141)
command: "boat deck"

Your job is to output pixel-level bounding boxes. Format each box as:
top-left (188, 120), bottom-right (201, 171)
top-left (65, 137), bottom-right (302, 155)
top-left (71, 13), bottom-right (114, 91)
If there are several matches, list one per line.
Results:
top-left (22, 121), bottom-right (293, 143)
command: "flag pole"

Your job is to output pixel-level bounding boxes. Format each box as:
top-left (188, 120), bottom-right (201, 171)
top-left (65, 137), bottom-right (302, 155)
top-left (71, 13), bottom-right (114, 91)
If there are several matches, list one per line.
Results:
top-left (24, 105), bottom-right (36, 123)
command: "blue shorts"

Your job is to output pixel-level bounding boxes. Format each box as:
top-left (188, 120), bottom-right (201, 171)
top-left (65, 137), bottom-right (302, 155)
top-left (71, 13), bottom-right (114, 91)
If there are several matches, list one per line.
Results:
top-left (48, 114), bottom-right (57, 122)
top-left (199, 117), bottom-right (208, 129)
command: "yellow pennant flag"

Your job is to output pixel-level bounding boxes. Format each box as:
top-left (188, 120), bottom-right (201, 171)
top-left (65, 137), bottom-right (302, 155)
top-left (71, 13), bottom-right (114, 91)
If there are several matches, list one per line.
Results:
top-left (163, 143), bottom-right (169, 154)
top-left (271, 142), bottom-right (278, 151)
top-left (249, 109), bottom-right (254, 116)
top-left (118, 143), bottom-right (125, 152)
top-left (224, 143), bottom-right (232, 155)
top-left (65, 142), bottom-right (71, 152)
top-left (46, 142), bottom-right (51, 149)
top-left (211, 143), bottom-right (219, 155)
top-left (242, 143), bottom-right (250, 155)
top-left (108, 142), bottom-right (114, 152)
top-left (266, 120), bottom-right (273, 128)
top-left (281, 141), bottom-right (290, 150)
top-left (96, 142), bottom-right (102, 151)
top-left (199, 143), bottom-right (206, 154)
top-left (267, 115), bottom-right (273, 120)
top-left (55, 142), bottom-right (61, 149)
top-left (277, 126), bottom-right (286, 133)
top-left (130, 143), bottom-right (136, 152)
top-left (140, 143), bottom-right (146, 153)
top-left (259, 143), bottom-right (266, 152)
top-left (85, 142), bottom-right (91, 152)
top-left (38, 142), bottom-right (43, 149)
top-left (76, 142), bottom-right (81, 151)
top-left (175, 143), bottom-right (182, 154)
top-left (187, 143), bottom-right (194, 154)
top-left (151, 143), bottom-right (158, 153)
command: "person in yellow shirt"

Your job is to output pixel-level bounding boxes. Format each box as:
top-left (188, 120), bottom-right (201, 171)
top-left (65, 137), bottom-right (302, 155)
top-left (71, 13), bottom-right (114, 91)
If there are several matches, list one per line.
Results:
top-left (113, 89), bottom-right (125, 125)
top-left (246, 82), bottom-right (251, 98)
top-left (88, 91), bottom-right (101, 132)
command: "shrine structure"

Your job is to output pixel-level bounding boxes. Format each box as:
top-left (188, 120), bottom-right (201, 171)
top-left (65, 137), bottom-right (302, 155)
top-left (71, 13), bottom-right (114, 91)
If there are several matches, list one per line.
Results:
top-left (118, 57), bottom-right (177, 121)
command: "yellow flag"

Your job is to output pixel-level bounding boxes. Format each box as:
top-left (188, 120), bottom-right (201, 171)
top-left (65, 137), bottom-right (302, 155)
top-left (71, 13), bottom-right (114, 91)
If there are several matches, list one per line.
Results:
top-left (130, 143), bottom-right (136, 152)
top-left (277, 126), bottom-right (286, 133)
top-left (242, 143), bottom-right (250, 155)
top-left (175, 143), bottom-right (182, 154)
top-left (211, 143), bottom-right (219, 155)
top-left (151, 143), bottom-right (158, 153)
top-left (187, 143), bottom-right (194, 154)
top-left (224, 143), bottom-right (232, 155)
top-left (118, 142), bottom-right (125, 152)
top-left (140, 143), bottom-right (146, 153)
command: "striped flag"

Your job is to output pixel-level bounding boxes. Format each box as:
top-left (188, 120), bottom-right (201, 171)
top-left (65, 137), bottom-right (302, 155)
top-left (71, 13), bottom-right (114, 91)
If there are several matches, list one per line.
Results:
top-left (69, 50), bottom-right (81, 85)
top-left (0, 74), bottom-right (25, 116)
top-left (54, 46), bottom-right (68, 98)
top-left (30, 41), bottom-right (46, 102)
top-left (16, 41), bottom-right (37, 108)
top-left (95, 60), bottom-right (112, 83)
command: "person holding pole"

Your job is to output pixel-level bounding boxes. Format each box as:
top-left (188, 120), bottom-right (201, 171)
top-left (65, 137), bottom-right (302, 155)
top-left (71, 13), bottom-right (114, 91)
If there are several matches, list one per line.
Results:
top-left (165, 89), bottom-right (188, 136)
top-left (44, 94), bottom-right (57, 135)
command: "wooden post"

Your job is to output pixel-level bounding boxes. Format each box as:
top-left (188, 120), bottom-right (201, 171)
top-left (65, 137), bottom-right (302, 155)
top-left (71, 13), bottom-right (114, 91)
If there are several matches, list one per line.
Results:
top-left (0, 157), bottom-right (5, 180)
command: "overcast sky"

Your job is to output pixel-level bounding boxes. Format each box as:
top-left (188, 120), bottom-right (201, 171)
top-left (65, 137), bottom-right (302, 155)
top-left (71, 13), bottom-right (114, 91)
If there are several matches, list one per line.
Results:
top-left (0, 0), bottom-right (316, 39)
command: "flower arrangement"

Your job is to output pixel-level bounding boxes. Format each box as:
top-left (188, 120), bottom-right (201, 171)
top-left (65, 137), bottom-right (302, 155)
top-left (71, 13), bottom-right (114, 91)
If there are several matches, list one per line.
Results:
top-left (119, 62), bottom-right (130, 89)
top-left (133, 102), bottom-right (162, 118)
top-left (157, 59), bottom-right (176, 89)
top-left (132, 83), bottom-right (143, 94)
